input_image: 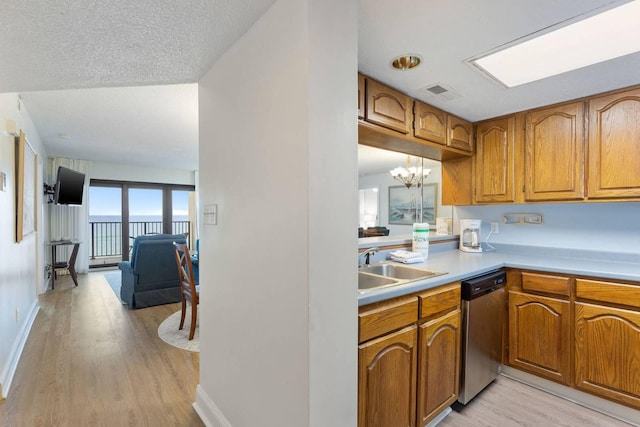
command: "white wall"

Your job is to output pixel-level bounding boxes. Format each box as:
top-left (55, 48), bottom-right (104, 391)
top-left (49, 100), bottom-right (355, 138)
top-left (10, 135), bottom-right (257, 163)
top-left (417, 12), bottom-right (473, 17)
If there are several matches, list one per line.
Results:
top-left (196, 0), bottom-right (357, 425)
top-left (90, 160), bottom-right (195, 185)
top-left (455, 202), bottom-right (640, 254)
top-left (0, 93), bottom-right (47, 398)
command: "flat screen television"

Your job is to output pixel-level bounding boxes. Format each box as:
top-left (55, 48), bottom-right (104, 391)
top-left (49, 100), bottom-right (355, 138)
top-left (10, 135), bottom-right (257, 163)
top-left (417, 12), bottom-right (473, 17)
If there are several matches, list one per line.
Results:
top-left (54, 166), bottom-right (85, 205)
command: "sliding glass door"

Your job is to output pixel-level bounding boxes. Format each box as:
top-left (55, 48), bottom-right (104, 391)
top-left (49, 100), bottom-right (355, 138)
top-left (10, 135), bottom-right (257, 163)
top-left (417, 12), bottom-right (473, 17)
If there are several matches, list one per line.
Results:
top-left (128, 187), bottom-right (163, 241)
top-left (89, 185), bottom-right (123, 266)
top-left (89, 180), bottom-right (195, 267)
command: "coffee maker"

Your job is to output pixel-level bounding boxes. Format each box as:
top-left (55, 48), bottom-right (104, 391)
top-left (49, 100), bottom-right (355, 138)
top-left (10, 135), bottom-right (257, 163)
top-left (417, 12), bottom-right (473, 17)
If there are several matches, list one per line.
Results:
top-left (460, 219), bottom-right (482, 253)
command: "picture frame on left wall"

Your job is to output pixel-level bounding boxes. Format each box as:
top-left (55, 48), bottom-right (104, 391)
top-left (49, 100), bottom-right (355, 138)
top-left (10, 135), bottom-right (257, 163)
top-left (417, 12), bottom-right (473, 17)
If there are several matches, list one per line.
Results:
top-left (15, 130), bottom-right (37, 243)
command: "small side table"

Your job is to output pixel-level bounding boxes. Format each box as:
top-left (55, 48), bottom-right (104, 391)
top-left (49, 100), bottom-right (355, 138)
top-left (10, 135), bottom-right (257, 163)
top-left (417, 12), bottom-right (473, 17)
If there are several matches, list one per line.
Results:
top-left (47, 240), bottom-right (81, 289)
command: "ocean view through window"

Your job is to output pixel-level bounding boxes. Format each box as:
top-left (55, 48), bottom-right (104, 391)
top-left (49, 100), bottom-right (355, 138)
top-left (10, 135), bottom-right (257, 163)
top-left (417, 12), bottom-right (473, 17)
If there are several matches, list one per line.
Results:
top-left (89, 181), bottom-right (195, 267)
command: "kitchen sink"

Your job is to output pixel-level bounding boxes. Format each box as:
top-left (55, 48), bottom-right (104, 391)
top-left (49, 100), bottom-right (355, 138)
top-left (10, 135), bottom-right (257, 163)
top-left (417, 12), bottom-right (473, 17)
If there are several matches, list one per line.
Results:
top-left (358, 272), bottom-right (399, 291)
top-left (359, 263), bottom-right (445, 281)
top-left (358, 263), bottom-right (446, 293)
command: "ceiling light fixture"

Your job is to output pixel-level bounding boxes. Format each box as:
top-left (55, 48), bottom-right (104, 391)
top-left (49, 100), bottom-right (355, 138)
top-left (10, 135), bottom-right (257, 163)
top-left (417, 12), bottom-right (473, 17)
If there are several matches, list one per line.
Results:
top-left (390, 155), bottom-right (431, 189)
top-left (470, 0), bottom-right (640, 87)
top-left (391, 54), bottom-right (422, 70)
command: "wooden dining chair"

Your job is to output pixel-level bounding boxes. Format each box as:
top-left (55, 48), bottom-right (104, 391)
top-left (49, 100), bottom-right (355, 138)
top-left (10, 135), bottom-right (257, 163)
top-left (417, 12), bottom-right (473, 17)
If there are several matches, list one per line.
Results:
top-left (173, 242), bottom-right (199, 340)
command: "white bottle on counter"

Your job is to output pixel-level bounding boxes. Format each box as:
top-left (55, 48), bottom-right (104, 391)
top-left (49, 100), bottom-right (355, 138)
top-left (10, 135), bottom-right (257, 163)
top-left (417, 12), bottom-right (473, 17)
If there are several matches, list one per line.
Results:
top-left (412, 222), bottom-right (429, 258)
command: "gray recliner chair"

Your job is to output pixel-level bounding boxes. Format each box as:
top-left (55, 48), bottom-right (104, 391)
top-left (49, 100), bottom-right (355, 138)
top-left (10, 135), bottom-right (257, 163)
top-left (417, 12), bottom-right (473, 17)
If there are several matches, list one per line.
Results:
top-left (118, 233), bottom-right (187, 309)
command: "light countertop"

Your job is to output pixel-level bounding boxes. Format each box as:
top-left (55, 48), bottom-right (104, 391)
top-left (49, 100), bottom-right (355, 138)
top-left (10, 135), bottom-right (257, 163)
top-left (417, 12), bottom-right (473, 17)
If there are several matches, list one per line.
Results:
top-left (358, 243), bottom-right (640, 306)
top-left (358, 233), bottom-right (457, 249)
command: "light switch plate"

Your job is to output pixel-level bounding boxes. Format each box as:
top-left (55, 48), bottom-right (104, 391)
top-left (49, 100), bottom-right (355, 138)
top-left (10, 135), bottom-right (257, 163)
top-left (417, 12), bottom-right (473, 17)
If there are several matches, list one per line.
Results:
top-left (1, 171), bottom-right (6, 192)
top-left (203, 203), bottom-right (218, 225)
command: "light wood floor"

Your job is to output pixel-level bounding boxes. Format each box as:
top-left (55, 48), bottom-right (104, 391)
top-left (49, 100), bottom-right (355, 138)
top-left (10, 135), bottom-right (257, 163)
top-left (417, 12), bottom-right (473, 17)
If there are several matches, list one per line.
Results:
top-left (442, 376), bottom-right (634, 427)
top-left (0, 272), bottom-right (203, 427)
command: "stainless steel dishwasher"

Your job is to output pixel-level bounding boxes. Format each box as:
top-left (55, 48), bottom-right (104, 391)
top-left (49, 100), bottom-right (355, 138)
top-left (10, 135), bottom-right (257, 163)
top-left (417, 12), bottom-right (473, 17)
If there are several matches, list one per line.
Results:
top-left (458, 270), bottom-right (506, 405)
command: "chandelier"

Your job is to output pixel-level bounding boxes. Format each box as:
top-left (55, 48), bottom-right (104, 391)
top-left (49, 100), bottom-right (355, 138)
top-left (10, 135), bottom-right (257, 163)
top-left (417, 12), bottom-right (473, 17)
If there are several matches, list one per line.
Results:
top-left (389, 156), bottom-right (431, 189)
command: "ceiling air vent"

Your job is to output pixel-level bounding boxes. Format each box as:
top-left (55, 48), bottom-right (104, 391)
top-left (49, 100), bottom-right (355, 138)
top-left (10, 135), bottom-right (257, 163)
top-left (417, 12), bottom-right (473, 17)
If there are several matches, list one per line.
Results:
top-left (426, 85), bottom-right (448, 95)
top-left (421, 82), bottom-right (461, 101)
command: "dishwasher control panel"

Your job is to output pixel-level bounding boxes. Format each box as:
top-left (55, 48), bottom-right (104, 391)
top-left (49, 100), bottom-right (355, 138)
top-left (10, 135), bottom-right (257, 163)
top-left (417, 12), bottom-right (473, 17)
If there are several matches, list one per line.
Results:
top-left (461, 270), bottom-right (506, 300)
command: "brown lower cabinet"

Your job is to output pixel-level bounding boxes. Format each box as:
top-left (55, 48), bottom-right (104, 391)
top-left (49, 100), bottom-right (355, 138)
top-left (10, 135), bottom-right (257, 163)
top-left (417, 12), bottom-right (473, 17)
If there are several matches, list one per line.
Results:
top-left (508, 290), bottom-right (571, 385)
top-left (358, 283), bottom-right (461, 427)
top-left (417, 309), bottom-right (460, 425)
top-left (507, 269), bottom-right (640, 411)
top-left (358, 325), bottom-right (417, 427)
top-left (575, 277), bottom-right (640, 409)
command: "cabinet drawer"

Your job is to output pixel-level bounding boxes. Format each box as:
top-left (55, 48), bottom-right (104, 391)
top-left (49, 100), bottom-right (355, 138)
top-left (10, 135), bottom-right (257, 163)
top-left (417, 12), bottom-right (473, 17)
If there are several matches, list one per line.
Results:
top-left (576, 279), bottom-right (640, 309)
top-left (418, 283), bottom-right (460, 319)
top-left (522, 272), bottom-right (571, 296)
top-left (359, 296), bottom-right (419, 343)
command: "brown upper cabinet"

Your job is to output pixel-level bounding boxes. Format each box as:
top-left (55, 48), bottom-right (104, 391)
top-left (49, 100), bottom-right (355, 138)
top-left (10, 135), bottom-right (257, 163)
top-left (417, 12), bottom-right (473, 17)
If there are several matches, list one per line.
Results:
top-left (358, 73), bottom-right (365, 119)
top-left (365, 78), bottom-right (413, 134)
top-left (359, 73), bottom-right (640, 204)
top-left (474, 116), bottom-right (516, 203)
top-left (524, 102), bottom-right (585, 201)
top-left (447, 114), bottom-right (473, 152)
top-left (588, 87), bottom-right (640, 199)
top-left (358, 74), bottom-right (474, 163)
top-left (414, 100), bottom-right (473, 153)
top-left (414, 100), bottom-right (446, 145)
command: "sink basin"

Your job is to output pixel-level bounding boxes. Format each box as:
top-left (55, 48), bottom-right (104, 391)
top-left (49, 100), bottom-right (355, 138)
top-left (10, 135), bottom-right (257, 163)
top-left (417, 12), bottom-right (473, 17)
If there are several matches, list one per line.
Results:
top-left (359, 263), bottom-right (444, 281)
top-left (358, 263), bottom-right (447, 293)
top-left (358, 272), bottom-right (398, 291)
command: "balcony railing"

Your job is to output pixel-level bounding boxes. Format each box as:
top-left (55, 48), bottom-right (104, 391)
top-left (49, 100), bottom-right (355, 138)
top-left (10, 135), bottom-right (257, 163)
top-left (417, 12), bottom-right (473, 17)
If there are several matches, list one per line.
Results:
top-left (90, 220), bottom-right (191, 259)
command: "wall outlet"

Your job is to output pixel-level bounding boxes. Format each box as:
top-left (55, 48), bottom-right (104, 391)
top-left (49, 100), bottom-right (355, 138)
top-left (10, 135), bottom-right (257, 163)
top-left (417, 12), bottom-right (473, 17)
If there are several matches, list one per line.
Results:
top-left (491, 221), bottom-right (499, 234)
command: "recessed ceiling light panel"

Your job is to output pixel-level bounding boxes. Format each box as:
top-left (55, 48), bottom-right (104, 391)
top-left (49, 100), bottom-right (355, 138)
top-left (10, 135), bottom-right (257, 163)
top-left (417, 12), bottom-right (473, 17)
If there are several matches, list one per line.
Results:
top-left (391, 54), bottom-right (422, 70)
top-left (470, 0), bottom-right (640, 87)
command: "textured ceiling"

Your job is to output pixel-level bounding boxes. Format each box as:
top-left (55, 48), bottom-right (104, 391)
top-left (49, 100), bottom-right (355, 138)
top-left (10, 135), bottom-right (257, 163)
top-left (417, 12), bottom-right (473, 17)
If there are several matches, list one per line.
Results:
top-left (20, 84), bottom-right (199, 169)
top-left (0, 0), bottom-right (276, 170)
top-left (2, 0), bottom-right (640, 171)
top-left (0, 0), bottom-right (275, 92)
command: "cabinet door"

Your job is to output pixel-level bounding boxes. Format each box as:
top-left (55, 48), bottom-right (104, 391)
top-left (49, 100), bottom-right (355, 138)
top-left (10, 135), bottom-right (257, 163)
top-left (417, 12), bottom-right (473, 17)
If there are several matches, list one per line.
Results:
top-left (525, 102), bottom-right (585, 201)
top-left (417, 309), bottom-right (460, 426)
top-left (442, 157), bottom-right (472, 206)
top-left (575, 302), bottom-right (640, 409)
top-left (474, 117), bottom-right (516, 203)
top-left (358, 74), bottom-right (365, 119)
top-left (413, 100), bottom-right (446, 145)
top-left (508, 291), bottom-right (571, 385)
top-left (358, 325), bottom-right (417, 427)
top-left (365, 79), bottom-right (413, 134)
top-left (447, 115), bottom-right (473, 152)
top-left (588, 88), bottom-right (640, 198)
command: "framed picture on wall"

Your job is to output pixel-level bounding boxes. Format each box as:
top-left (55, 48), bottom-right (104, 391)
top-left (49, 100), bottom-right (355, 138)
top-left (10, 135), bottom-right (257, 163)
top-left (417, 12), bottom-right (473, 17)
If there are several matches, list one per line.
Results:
top-left (388, 183), bottom-right (437, 225)
top-left (15, 130), bottom-right (37, 243)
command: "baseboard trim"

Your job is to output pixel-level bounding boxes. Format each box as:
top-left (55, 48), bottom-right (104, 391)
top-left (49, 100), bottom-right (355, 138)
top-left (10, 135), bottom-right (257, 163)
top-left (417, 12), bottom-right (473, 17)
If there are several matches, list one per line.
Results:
top-left (0, 299), bottom-right (40, 399)
top-left (427, 406), bottom-right (452, 426)
top-left (501, 366), bottom-right (640, 426)
top-left (193, 384), bottom-right (233, 427)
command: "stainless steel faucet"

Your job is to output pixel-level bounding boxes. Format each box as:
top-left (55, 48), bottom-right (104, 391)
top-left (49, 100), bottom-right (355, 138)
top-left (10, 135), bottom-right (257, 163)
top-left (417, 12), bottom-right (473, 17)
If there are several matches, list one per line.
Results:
top-left (359, 247), bottom-right (378, 265)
